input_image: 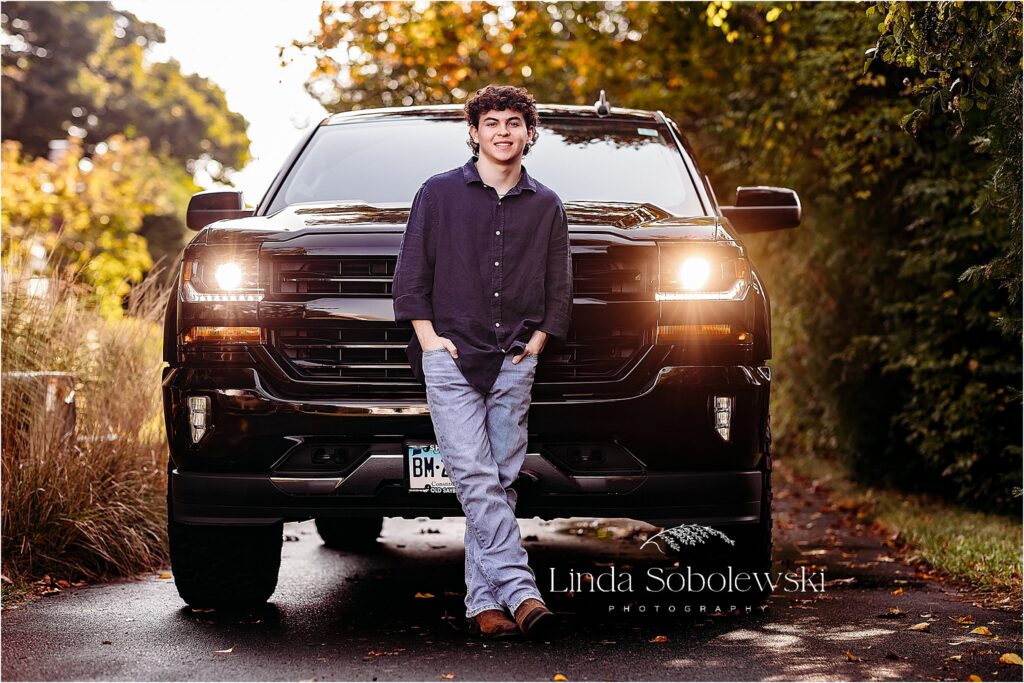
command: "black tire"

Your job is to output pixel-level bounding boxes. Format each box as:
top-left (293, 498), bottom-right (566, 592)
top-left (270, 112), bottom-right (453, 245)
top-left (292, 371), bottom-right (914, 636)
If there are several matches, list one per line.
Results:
top-left (314, 517), bottom-right (384, 550)
top-left (167, 490), bottom-right (283, 608)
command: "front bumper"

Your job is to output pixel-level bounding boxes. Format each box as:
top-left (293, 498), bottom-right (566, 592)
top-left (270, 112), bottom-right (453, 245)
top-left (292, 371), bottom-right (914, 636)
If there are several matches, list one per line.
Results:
top-left (164, 364), bottom-right (770, 526)
top-left (171, 464), bottom-right (763, 527)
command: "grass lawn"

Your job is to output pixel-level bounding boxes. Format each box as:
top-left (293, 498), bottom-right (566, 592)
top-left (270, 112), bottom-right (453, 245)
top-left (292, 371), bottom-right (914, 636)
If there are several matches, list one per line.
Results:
top-left (779, 451), bottom-right (1022, 605)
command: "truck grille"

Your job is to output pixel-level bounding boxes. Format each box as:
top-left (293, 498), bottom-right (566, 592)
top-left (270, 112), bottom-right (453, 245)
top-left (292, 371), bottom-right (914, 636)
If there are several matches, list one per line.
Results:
top-left (270, 322), bottom-right (650, 382)
top-left (267, 250), bottom-right (654, 383)
top-left (270, 253), bottom-right (653, 299)
top-left (273, 257), bottom-right (394, 296)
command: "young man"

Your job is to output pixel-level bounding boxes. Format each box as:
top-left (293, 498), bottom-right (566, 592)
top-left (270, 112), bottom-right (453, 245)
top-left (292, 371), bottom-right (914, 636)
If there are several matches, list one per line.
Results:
top-left (392, 85), bottom-right (572, 639)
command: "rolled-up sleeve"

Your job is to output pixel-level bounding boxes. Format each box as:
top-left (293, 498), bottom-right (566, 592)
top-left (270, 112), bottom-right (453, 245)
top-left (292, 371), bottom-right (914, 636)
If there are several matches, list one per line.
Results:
top-left (393, 183), bottom-right (436, 321)
top-left (538, 203), bottom-right (572, 340)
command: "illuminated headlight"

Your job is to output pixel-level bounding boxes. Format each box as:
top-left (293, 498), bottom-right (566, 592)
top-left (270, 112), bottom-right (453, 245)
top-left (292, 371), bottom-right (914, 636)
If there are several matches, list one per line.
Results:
top-left (214, 263), bottom-right (244, 290)
top-left (181, 254), bottom-right (263, 303)
top-left (657, 249), bottom-right (750, 301)
top-left (677, 257), bottom-right (711, 290)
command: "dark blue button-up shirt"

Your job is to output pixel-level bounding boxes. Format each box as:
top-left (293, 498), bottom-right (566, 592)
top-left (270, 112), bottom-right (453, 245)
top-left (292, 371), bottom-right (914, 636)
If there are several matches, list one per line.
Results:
top-left (393, 157), bottom-right (573, 394)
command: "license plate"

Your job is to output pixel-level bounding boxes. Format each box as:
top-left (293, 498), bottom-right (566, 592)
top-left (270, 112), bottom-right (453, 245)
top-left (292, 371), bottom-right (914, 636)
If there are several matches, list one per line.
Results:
top-left (405, 443), bottom-right (456, 493)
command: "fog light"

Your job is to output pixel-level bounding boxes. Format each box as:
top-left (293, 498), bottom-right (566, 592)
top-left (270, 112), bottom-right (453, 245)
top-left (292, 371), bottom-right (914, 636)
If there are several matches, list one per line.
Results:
top-left (187, 396), bottom-right (210, 443)
top-left (713, 396), bottom-right (733, 441)
top-left (183, 326), bottom-right (264, 344)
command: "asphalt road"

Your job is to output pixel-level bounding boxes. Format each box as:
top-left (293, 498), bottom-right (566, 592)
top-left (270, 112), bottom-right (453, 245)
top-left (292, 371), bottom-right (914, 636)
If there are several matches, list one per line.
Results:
top-left (3, 467), bottom-right (1021, 682)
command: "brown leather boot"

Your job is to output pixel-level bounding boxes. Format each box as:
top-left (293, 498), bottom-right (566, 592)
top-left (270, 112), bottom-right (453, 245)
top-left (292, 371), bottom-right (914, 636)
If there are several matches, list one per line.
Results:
top-left (468, 609), bottom-right (521, 639)
top-left (513, 598), bottom-right (556, 638)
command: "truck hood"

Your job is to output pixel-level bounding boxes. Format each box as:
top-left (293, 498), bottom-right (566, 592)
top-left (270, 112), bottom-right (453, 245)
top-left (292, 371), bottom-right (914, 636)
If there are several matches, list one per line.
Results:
top-left (203, 200), bottom-right (728, 246)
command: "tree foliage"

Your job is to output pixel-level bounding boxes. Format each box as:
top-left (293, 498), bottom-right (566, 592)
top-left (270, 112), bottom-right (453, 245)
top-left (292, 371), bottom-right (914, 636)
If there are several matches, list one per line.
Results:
top-left (1, 1), bottom-right (251, 180)
top-left (2, 2), bottom-right (253, 299)
top-left (291, 1), bottom-right (1021, 511)
top-left (1, 136), bottom-right (180, 318)
top-left (871, 0), bottom-right (1022, 337)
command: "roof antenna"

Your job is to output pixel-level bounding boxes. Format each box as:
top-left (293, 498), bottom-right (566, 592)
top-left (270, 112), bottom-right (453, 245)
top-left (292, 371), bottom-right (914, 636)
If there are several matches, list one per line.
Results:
top-left (593, 89), bottom-right (611, 116)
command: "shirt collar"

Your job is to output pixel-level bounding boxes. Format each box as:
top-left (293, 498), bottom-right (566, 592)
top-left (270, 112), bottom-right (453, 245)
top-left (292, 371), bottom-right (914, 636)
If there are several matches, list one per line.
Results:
top-left (462, 157), bottom-right (538, 195)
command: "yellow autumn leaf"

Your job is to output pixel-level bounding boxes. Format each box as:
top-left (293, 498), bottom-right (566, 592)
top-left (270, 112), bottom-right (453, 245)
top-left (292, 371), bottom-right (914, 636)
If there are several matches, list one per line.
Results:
top-left (158, 572), bottom-right (172, 579)
top-left (440, 674), bottom-right (455, 681)
top-left (553, 675), bottom-right (568, 681)
top-left (999, 653), bottom-right (1023, 665)
top-left (970, 626), bottom-right (993, 636)
top-left (650, 635), bottom-right (669, 643)
top-left (846, 650), bottom-right (859, 662)
top-left (414, 592), bottom-right (435, 599)
top-left (967, 675), bottom-right (982, 682)
top-left (908, 622), bottom-right (930, 631)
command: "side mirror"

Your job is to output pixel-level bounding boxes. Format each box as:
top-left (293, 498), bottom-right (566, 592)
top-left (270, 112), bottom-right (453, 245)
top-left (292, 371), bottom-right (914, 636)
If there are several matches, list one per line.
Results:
top-left (186, 190), bottom-right (254, 230)
top-left (720, 186), bottom-right (801, 234)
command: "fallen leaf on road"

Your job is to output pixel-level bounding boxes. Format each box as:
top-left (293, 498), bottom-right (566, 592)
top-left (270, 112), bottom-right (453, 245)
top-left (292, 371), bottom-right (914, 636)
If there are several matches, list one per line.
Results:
top-left (891, 587), bottom-right (903, 596)
top-left (158, 573), bottom-right (172, 579)
top-left (824, 577), bottom-right (857, 587)
top-left (998, 653), bottom-right (1022, 665)
top-left (967, 675), bottom-right (982, 681)
top-left (946, 655), bottom-right (962, 662)
top-left (845, 651), bottom-right (859, 662)
top-left (970, 627), bottom-right (993, 636)
top-left (909, 622), bottom-right (931, 632)
top-left (878, 607), bottom-right (906, 619)
top-left (650, 635), bottom-right (669, 643)
top-left (56, 579), bottom-right (70, 588)
top-left (414, 592), bottom-right (435, 599)
top-left (215, 646), bottom-right (234, 654)
top-left (953, 615), bottom-right (975, 625)
top-left (553, 675), bottom-right (568, 681)
top-left (440, 674), bottom-right (455, 680)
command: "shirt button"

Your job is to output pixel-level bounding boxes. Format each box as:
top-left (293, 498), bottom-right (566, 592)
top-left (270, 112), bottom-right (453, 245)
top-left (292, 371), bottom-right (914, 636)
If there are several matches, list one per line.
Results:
top-left (494, 261), bottom-right (499, 266)
top-left (495, 322), bottom-right (500, 327)
top-left (494, 292), bottom-right (499, 297)
top-left (495, 230), bottom-right (500, 235)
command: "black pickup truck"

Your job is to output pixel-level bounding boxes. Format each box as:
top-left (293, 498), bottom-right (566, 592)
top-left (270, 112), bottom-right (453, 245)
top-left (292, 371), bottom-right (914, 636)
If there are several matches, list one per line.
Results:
top-left (162, 101), bottom-right (800, 607)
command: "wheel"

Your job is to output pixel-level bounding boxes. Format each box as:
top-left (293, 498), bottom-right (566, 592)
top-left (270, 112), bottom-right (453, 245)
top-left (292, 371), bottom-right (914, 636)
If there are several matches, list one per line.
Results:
top-left (314, 517), bottom-right (384, 550)
top-left (167, 481), bottom-right (283, 608)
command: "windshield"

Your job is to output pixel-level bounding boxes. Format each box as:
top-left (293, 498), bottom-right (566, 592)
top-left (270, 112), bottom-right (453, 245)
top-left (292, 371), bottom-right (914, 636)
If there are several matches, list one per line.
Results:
top-left (266, 117), bottom-right (706, 216)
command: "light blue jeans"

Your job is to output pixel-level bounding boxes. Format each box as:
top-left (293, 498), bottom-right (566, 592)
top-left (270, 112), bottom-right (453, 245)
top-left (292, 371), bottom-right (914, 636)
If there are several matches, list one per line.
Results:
top-left (421, 348), bottom-right (546, 619)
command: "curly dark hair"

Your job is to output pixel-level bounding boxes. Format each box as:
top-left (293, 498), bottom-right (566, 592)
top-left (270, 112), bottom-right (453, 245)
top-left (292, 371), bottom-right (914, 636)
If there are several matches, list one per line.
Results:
top-left (464, 84), bottom-right (540, 157)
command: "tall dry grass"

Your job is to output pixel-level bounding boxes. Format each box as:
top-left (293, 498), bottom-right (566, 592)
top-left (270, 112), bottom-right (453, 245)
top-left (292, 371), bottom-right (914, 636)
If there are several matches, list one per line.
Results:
top-left (1, 263), bottom-right (171, 584)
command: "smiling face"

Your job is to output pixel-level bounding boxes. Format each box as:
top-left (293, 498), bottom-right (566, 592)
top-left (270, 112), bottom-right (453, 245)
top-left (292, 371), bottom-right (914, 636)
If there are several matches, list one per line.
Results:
top-left (470, 109), bottom-right (534, 164)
